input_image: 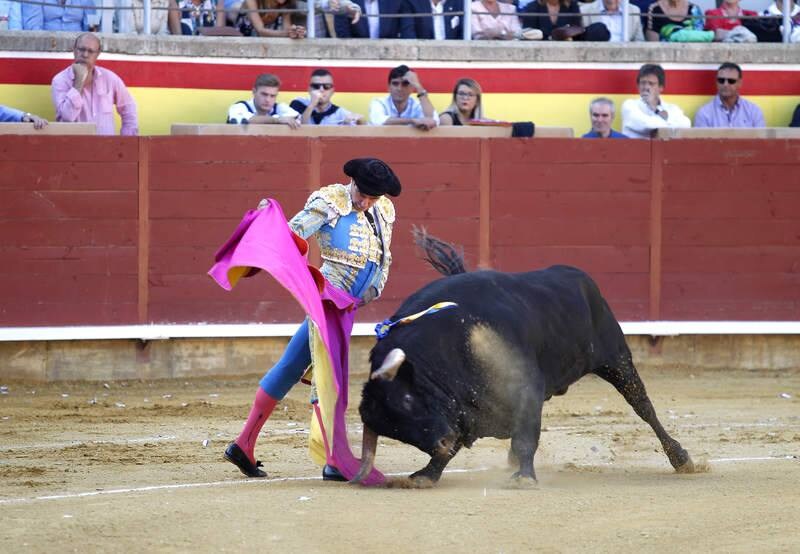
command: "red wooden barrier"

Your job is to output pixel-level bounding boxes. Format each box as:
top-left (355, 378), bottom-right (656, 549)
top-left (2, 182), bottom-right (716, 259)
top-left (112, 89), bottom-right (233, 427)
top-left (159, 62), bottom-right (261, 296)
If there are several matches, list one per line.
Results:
top-left (1, 136), bottom-right (798, 326)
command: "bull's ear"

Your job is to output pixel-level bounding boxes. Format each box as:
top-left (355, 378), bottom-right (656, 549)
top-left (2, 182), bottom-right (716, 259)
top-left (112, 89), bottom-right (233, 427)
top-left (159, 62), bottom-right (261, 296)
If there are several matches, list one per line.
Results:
top-left (371, 348), bottom-right (405, 381)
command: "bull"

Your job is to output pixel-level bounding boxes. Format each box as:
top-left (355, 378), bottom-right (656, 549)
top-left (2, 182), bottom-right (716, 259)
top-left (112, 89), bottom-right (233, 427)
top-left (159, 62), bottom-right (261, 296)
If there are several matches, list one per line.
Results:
top-left (352, 231), bottom-right (695, 486)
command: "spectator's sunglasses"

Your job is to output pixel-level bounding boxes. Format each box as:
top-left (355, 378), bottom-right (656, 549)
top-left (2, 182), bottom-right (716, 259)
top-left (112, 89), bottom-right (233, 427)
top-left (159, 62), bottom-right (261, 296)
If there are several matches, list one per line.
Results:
top-left (390, 80), bottom-right (411, 87)
top-left (310, 83), bottom-right (333, 90)
top-left (716, 77), bottom-right (738, 85)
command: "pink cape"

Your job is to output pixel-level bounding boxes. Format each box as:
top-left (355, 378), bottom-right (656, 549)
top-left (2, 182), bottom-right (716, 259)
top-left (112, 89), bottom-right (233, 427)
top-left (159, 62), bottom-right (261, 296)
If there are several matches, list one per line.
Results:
top-left (208, 200), bottom-right (384, 486)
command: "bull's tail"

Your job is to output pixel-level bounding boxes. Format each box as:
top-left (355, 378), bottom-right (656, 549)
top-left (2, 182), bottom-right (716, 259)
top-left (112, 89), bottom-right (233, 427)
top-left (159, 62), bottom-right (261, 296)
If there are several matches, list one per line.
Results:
top-left (412, 226), bottom-right (468, 276)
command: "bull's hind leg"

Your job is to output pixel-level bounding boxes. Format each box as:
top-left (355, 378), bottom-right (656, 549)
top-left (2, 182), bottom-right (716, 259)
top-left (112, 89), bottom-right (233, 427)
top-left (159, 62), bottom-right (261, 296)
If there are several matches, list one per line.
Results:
top-left (595, 357), bottom-right (694, 473)
top-left (509, 382), bottom-right (545, 484)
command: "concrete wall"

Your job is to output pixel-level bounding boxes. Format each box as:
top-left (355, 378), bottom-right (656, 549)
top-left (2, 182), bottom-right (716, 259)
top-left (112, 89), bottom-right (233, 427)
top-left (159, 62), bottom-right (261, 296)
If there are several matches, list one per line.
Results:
top-left (3, 334), bottom-right (800, 382)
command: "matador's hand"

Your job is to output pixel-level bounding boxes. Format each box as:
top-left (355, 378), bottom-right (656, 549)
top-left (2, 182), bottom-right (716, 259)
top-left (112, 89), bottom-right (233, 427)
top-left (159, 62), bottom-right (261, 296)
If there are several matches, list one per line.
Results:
top-left (359, 286), bottom-right (378, 306)
top-left (257, 199), bottom-right (270, 210)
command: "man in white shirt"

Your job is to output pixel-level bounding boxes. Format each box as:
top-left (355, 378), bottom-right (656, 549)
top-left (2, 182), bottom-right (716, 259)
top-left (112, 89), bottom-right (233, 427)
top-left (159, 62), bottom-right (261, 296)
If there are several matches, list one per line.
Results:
top-left (580, 0), bottom-right (643, 42)
top-left (622, 64), bottom-right (690, 139)
top-left (227, 73), bottom-right (300, 128)
top-left (368, 64), bottom-right (438, 130)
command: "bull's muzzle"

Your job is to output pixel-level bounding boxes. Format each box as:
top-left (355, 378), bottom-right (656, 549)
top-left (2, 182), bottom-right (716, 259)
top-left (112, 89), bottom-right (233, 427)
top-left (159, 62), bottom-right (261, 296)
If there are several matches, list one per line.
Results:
top-left (350, 425), bottom-right (379, 485)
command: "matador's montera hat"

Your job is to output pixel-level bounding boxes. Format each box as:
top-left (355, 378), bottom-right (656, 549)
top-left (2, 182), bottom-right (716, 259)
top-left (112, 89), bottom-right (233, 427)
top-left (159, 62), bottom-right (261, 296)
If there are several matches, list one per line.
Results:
top-left (344, 158), bottom-right (401, 197)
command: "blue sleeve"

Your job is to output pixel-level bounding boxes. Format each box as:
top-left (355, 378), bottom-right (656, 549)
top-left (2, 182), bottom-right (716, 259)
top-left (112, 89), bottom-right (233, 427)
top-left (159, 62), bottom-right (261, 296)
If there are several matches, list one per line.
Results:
top-left (7, 1), bottom-right (22, 30)
top-left (21, 3), bottom-right (44, 29)
top-left (0, 104), bottom-right (24, 122)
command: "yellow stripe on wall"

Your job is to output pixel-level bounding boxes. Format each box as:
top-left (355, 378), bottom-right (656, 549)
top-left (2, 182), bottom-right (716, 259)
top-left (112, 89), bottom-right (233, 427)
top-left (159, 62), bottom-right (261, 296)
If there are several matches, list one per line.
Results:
top-left (2, 85), bottom-right (797, 136)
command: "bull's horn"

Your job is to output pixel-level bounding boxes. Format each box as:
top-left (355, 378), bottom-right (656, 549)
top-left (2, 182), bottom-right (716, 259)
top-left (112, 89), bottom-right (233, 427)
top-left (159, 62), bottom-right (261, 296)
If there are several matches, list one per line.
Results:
top-left (371, 348), bottom-right (405, 381)
top-left (350, 425), bottom-right (379, 485)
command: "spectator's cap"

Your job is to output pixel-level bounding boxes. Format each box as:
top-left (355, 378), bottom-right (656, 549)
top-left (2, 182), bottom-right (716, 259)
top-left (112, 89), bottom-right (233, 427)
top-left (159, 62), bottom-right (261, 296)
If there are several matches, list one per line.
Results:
top-left (344, 158), bottom-right (401, 197)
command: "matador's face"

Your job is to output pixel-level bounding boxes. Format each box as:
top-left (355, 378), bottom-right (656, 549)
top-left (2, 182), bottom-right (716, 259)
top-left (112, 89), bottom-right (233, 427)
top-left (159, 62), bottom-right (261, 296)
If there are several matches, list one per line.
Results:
top-left (349, 183), bottom-right (380, 212)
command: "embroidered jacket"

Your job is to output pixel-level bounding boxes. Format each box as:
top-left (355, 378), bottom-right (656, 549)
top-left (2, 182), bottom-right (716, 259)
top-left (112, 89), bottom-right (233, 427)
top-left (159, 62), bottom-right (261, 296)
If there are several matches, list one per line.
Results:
top-left (289, 183), bottom-right (395, 299)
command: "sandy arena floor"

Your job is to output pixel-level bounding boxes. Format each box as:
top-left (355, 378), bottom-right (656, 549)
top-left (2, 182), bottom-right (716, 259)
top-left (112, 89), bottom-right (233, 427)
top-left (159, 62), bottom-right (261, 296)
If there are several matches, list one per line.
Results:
top-left (1, 367), bottom-right (798, 553)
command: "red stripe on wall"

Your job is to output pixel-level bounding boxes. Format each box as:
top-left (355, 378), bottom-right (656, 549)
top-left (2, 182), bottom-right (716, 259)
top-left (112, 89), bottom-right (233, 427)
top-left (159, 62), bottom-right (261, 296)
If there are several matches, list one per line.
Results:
top-left (3, 57), bottom-right (800, 95)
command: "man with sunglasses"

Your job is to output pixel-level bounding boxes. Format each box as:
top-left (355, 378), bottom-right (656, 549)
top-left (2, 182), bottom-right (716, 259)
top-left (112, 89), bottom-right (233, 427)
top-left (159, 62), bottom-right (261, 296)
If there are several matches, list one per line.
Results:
top-left (289, 69), bottom-right (365, 125)
top-left (51, 33), bottom-right (138, 136)
top-left (694, 63), bottom-right (765, 128)
top-left (368, 64), bottom-right (438, 130)
top-left (621, 63), bottom-right (690, 139)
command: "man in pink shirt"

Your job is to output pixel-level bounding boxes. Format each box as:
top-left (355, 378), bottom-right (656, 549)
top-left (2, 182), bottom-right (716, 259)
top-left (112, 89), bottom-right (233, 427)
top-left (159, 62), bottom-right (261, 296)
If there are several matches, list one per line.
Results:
top-left (51, 33), bottom-right (138, 136)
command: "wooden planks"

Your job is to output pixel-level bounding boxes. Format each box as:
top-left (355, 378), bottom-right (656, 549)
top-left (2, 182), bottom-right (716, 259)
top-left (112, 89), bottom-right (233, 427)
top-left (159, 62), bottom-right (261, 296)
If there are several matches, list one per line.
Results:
top-left (0, 136), bottom-right (138, 326)
top-left (660, 139), bottom-right (800, 319)
top-left (1, 136), bottom-right (798, 326)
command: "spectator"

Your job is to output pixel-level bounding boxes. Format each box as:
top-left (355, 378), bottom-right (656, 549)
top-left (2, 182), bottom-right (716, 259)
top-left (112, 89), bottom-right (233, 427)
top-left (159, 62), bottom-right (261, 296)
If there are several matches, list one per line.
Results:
top-left (694, 63), bottom-right (765, 128)
top-left (334, 0), bottom-right (404, 37)
top-left (168, 0), bottom-right (225, 34)
top-left (762, 0), bottom-right (800, 42)
top-left (581, 0), bottom-right (645, 41)
top-left (368, 64), bottom-right (438, 130)
top-left (116, 0), bottom-right (170, 34)
top-left (236, 0), bottom-right (306, 37)
top-left (227, 73), bottom-right (301, 128)
top-left (582, 97), bottom-right (627, 138)
top-left (439, 78), bottom-right (483, 126)
top-left (645, 0), bottom-right (711, 42)
top-left (51, 33), bottom-right (138, 136)
top-left (400, 0), bottom-right (462, 39)
top-left (471, 0), bottom-right (520, 39)
top-left (289, 69), bottom-right (365, 125)
top-left (790, 104), bottom-right (800, 127)
top-left (21, 0), bottom-right (96, 31)
top-left (0, 104), bottom-right (48, 129)
top-left (703, 0), bottom-right (757, 42)
top-left (520, 0), bottom-right (582, 40)
top-left (621, 64), bottom-right (690, 139)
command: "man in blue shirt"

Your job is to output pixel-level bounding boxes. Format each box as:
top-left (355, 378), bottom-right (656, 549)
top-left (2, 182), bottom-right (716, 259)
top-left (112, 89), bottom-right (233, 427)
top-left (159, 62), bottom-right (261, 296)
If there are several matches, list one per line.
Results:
top-left (21, 0), bottom-right (96, 30)
top-left (693, 63), bottom-right (765, 129)
top-left (582, 97), bottom-right (627, 139)
top-left (0, 104), bottom-right (48, 129)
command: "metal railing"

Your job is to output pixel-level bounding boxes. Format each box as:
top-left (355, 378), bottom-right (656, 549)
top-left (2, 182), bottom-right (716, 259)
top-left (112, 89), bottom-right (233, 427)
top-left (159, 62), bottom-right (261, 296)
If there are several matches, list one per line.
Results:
top-left (5, 0), bottom-right (796, 43)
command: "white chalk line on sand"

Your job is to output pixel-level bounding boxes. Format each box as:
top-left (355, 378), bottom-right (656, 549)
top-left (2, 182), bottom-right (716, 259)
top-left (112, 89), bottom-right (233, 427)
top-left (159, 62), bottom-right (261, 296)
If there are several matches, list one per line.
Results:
top-left (2, 455), bottom-right (798, 506)
top-left (709, 455), bottom-right (798, 463)
top-left (0, 467), bottom-right (489, 506)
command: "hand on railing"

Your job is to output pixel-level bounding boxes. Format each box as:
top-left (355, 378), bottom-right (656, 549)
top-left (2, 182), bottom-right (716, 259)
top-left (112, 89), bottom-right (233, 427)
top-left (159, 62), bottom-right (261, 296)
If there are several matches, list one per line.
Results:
top-left (327, 0), bottom-right (361, 23)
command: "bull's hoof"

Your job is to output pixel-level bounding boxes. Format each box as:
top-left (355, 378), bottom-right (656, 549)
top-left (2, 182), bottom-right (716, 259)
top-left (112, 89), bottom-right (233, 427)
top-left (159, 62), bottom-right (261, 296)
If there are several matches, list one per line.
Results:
top-left (409, 475), bottom-right (437, 489)
top-left (506, 472), bottom-right (538, 490)
top-left (675, 457), bottom-right (695, 474)
top-left (674, 456), bottom-right (710, 474)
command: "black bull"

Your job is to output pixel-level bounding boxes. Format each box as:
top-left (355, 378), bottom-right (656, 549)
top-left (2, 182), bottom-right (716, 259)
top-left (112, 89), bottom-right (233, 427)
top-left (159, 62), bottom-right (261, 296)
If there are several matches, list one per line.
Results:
top-left (352, 263), bottom-right (695, 486)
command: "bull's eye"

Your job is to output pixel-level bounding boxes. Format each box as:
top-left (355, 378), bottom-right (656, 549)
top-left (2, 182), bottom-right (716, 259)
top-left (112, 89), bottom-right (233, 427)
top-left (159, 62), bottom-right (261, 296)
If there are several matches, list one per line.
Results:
top-left (401, 393), bottom-right (414, 412)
